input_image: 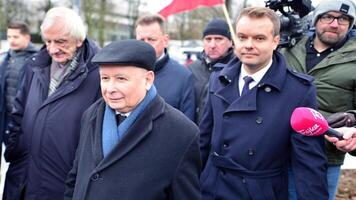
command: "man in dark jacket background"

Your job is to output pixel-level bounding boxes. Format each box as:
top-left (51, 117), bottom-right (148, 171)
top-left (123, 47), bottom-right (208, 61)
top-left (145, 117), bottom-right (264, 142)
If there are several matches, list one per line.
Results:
top-left (135, 14), bottom-right (196, 121)
top-left (281, 0), bottom-right (356, 199)
top-left (3, 7), bottom-right (100, 200)
top-left (64, 40), bottom-right (201, 200)
top-left (0, 21), bottom-right (37, 159)
top-left (188, 18), bottom-right (234, 123)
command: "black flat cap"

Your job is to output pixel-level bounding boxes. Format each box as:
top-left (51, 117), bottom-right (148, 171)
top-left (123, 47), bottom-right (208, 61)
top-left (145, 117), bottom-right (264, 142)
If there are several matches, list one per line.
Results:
top-left (91, 39), bottom-right (156, 71)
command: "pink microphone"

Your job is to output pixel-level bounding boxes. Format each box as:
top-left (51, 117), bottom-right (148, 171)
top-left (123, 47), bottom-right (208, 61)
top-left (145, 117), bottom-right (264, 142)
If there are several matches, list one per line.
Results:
top-left (290, 107), bottom-right (343, 139)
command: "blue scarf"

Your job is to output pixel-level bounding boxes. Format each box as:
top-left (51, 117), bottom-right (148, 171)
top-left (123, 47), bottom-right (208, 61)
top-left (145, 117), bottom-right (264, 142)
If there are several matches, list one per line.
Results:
top-left (102, 86), bottom-right (157, 157)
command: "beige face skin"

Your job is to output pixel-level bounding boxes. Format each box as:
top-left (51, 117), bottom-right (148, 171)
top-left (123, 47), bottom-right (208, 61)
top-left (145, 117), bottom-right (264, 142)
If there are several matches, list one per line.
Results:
top-left (203, 34), bottom-right (232, 60)
top-left (135, 22), bottom-right (168, 58)
top-left (7, 28), bottom-right (31, 51)
top-left (42, 20), bottom-right (83, 65)
top-left (234, 16), bottom-right (279, 75)
top-left (100, 65), bottom-right (154, 113)
top-left (314, 11), bottom-right (351, 52)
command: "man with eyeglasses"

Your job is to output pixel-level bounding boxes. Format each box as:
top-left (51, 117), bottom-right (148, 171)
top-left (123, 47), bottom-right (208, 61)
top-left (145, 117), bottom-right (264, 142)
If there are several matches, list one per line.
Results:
top-left (281, 0), bottom-right (356, 199)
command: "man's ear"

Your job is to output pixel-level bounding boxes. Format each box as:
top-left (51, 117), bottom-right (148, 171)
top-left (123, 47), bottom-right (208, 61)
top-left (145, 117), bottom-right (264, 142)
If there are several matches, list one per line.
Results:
top-left (272, 35), bottom-right (280, 50)
top-left (163, 34), bottom-right (169, 48)
top-left (145, 70), bottom-right (155, 91)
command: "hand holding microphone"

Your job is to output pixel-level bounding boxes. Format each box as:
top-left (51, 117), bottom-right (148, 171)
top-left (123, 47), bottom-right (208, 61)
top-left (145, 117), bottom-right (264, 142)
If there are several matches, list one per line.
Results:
top-left (290, 107), bottom-right (343, 139)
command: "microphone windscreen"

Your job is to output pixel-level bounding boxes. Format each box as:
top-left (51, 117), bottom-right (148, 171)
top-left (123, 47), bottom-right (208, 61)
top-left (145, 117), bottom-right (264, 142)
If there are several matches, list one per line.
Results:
top-left (290, 107), bottom-right (329, 136)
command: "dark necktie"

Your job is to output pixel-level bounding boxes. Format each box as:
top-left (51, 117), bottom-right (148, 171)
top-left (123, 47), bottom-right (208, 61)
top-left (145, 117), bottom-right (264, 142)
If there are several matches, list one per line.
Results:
top-left (241, 76), bottom-right (254, 96)
top-left (116, 114), bottom-right (127, 126)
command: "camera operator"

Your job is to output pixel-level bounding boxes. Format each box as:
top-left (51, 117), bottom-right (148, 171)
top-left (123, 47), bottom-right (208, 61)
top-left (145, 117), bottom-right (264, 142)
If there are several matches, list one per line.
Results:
top-left (280, 0), bottom-right (356, 199)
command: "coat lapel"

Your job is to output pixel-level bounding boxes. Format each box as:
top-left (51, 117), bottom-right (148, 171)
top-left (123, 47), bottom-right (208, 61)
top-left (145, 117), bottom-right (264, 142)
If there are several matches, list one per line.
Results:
top-left (214, 58), bottom-right (240, 105)
top-left (95, 96), bottom-right (165, 172)
top-left (89, 99), bottom-right (106, 165)
top-left (222, 52), bottom-right (286, 113)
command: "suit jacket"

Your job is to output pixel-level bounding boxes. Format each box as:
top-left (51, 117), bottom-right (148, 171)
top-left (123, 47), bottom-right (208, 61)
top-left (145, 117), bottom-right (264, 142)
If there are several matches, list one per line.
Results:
top-left (199, 52), bottom-right (328, 200)
top-left (64, 96), bottom-right (201, 200)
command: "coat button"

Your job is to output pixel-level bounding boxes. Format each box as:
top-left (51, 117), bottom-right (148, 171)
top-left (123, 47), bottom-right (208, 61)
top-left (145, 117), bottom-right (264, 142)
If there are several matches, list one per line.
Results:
top-left (264, 86), bottom-right (272, 92)
top-left (223, 143), bottom-right (229, 148)
top-left (242, 178), bottom-right (246, 183)
top-left (256, 116), bottom-right (263, 124)
top-left (91, 173), bottom-right (100, 181)
top-left (248, 149), bottom-right (255, 156)
top-left (223, 114), bottom-right (230, 119)
top-left (220, 169), bottom-right (226, 176)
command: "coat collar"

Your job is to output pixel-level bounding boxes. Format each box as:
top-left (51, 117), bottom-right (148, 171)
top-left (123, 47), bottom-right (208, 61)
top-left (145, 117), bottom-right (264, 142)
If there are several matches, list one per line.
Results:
top-left (199, 47), bottom-right (235, 71)
top-left (31, 38), bottom-right (99, 73)
top-left (154, 48), bottom-right (169, 73)
top-left (89, 96), bottom-right (166, 172)
top-left (215, 51), bottom-right (288, 112)
top-left (288, 35), bottom-right (356, 73)
top-left (30, 38), bottom-right (99, 107)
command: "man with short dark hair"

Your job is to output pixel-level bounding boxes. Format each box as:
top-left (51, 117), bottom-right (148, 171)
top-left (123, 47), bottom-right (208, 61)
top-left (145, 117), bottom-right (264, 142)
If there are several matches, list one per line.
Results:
top-left (188, 19), bottom-right (234, 123)
top-left (135, 14), bottom-right (195, 120)
top-left (281, 0), bottom-right (356, 199)
top-left (64, 40), bottom-right (201, 200)
top-left (0, 21), bottom-right (37, 155)
top-left (199, 7), bottom-right (328, 200)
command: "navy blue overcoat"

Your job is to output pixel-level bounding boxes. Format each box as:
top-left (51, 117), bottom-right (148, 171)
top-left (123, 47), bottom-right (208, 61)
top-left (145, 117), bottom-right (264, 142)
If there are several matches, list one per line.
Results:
top-left (3, 39), bottom-right (101, 200)
top-left (199, 52), bottom-right (329, 200)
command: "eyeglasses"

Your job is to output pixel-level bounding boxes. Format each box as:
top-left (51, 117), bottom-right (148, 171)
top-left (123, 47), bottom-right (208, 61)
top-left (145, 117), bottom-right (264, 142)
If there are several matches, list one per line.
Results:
top-left (319, 14), bottom-right (350, 25)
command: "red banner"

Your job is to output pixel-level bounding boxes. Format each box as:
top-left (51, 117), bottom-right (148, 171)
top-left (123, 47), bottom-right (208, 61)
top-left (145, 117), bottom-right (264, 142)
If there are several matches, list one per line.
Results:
top-left (159, 0), bottom-right (224, 17)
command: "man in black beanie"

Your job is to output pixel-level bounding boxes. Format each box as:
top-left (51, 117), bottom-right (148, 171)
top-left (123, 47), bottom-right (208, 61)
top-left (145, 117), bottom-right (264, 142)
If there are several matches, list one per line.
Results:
top-left (64, 40), bottom-right (201, 200)
top-left (188, 18), bottom-right (234, 124)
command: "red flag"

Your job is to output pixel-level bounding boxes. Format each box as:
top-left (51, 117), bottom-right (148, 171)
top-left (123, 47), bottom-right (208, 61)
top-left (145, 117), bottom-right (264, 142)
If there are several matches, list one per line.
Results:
top-left (159, 0), bottom-right (224, 17)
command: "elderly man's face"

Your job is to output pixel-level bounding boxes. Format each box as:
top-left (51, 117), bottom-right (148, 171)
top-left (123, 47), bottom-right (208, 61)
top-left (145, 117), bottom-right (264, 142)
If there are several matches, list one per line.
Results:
top-left (203, 35), bottom-right (232, 61)
top-left (100, 65), bottom-right (154, 113)
top-left (235, 16), bottom-right (279, 74)
top-left (42, 21), bottom-right (83, 65)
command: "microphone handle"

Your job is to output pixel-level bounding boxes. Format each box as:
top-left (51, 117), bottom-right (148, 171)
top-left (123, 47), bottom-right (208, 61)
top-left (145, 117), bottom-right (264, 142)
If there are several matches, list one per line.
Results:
top-left (325, 128), bottom-right (344, 140)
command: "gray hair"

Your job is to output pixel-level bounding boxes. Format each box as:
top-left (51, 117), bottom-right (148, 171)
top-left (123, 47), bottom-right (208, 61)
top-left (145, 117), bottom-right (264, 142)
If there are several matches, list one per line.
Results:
top-left (40, 7), bottom-right (86, 42)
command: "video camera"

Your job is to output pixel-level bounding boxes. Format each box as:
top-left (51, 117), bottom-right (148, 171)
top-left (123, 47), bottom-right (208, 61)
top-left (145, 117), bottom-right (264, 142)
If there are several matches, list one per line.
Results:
top-left (265, 0), bottom-right (313, 48)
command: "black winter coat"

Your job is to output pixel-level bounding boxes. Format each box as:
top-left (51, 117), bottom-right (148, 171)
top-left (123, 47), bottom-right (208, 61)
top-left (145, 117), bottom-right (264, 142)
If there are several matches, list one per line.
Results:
top-left (3, 39), bottom-right (101, 200)
top-left (64, 96), bottom-right (201, 200)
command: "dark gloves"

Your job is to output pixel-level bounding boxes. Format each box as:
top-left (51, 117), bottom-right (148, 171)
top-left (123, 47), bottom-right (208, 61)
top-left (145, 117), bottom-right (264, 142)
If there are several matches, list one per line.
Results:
top-left (327, 112), bottom-right (356, 128)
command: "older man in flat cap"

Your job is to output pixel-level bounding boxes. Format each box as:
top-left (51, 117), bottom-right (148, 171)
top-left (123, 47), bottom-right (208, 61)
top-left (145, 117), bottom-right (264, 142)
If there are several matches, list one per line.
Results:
top-left (64, 39), bottom-right (201, 200)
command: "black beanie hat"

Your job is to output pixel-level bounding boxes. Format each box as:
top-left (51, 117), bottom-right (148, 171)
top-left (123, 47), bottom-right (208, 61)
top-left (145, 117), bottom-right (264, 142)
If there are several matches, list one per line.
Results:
top-left (203, 19), bottom-right (231, 40)
top-left (91, 39), bottom-right (156, 71)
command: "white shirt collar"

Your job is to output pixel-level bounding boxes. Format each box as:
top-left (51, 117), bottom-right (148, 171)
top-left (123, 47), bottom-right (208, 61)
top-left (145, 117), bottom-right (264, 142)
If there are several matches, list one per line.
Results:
top-left (238, 59), bottom-right (273, 95)
top-left (115, 111), bottom-right (130, 117)
top-left (157, 51), bottom-right (165, 61)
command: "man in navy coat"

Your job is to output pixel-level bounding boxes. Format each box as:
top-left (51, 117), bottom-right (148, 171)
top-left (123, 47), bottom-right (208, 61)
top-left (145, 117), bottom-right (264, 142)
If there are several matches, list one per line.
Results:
top-left (199, 7), bottom-right (328, 200)
top-left (64, 40), bottom-right (201, 200)
top-left (135, 14), bottom-right (196, 121)
top-left (3, 7), bottom-right (100, 200)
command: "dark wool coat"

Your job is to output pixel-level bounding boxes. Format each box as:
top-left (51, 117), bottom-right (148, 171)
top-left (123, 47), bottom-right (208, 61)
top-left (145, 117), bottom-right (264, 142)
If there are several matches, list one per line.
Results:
top-left (154, 50), bottom-right (196, 121)
top-left (188, 48), bottom-right (235, 124)
top-left (64, 96), bottom-right (201, 200)
top-left (3, 39), bottom-right (101, 200)
top-left (199, 52), bottom-right (329, 200)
